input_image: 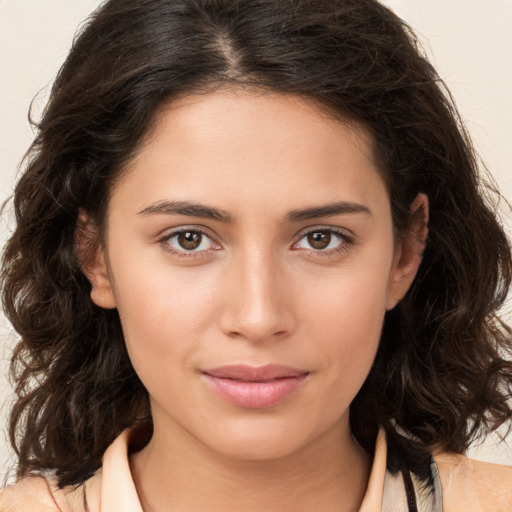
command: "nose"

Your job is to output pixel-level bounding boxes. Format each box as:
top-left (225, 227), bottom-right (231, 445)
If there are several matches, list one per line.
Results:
top-left (217, 248), bottom-right (296, 343)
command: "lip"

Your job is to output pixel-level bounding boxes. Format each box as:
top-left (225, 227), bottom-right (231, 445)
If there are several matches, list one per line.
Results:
top-left (202, 364), bottom-right (309, 409)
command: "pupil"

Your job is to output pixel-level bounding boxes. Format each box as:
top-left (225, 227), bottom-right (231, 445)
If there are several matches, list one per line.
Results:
top-left (308, 231), bottom-right (331, 250)
top-left (178, 231), bottom-right (201, 250)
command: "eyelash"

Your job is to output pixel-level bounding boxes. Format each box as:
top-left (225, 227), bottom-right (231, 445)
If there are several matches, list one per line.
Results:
top-left (158, 227), bottom-right (354, 258)
top-left (292, 227), bottom-right (354, 257)
top-left (158, 228), bottom-right (220, 258)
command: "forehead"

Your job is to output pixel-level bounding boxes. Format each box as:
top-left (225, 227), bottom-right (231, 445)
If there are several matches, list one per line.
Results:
top-left (111, 88), bottom-right (388, 219)
top-left (146, 88), bottom-right (375, 160)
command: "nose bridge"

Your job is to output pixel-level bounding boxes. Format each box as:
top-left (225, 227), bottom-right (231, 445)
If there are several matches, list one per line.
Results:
top-left (219, 243), bottom-right (292, 342)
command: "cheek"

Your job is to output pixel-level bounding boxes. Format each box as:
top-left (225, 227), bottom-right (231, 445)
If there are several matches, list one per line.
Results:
top-left (298, 251), bottom-right (392, 340)
top-left (310, 282), bottom-right (385, 369)
top-left (109, 258), bottom-right (220, 376)
top-left (296, 252), bottom-right (392, 389)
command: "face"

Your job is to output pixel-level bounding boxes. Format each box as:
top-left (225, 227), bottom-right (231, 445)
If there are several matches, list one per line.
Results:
top-left (85, 88), bottom-right (424, 460)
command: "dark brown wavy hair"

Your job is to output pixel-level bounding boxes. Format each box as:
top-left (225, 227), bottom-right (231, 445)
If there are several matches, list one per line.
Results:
top-left (2, 0), bottom-right (511, 489)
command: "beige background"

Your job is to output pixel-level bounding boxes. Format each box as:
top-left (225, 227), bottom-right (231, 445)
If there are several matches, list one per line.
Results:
top-left (1, 0), bottom-right (511, 481)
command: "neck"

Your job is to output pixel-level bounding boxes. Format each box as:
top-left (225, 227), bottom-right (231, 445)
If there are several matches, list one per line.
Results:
top-left (130, 417), bottom-right (372, 512)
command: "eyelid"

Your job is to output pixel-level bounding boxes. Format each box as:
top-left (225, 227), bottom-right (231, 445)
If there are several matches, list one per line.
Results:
top-left (292, 225), bottom-right (355, 243)
top-left (158, 226), bottom-right (222, 256)
top-left (156, 224), bottom-right (355, 258)
top-left (291, 225), bottom-right (355, 254)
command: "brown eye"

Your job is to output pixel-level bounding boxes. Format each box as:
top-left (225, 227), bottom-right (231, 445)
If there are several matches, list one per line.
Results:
top-left (177, 231), bottom-right (203, 250)
top-left (294, 228), bottom-right (350, 254)
top-left (163, 229), bottom-right (218, 256)
top-left (307, 231), bottom-right (331, 250)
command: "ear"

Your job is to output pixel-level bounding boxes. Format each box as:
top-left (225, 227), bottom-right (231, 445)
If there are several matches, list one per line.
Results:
top-left (76, 209), bottom-right (117, 309)
top-left (386, 193), bottom-right (429, 310)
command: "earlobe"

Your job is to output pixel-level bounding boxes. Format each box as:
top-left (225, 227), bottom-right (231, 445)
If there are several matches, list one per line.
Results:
top-left (76, 210), bottom-right (117, 309)
top-left (386, 193), bottom-right (429, 310)
top-left (86, 250), bottom-right (117, 310)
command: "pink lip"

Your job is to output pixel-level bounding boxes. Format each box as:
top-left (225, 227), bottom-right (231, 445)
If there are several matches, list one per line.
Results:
top-left (202, 364), bottom-right (309, 409)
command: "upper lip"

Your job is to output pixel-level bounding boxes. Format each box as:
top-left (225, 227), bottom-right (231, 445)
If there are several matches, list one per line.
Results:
top-left (203, 364), bottom-right (309, 381)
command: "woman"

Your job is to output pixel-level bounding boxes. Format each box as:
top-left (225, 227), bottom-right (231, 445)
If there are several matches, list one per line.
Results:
top-left (1, 0), bottom-right (511, 510)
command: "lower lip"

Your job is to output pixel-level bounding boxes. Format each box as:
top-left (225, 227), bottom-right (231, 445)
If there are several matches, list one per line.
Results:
top-left (203, 374), bottom-right (308, 408)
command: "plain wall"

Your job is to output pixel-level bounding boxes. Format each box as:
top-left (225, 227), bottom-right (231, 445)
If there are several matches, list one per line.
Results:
top-left (1, 0), bottom-right (511, 481)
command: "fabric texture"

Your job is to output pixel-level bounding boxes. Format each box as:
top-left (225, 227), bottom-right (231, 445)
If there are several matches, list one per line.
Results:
top-left (1, 429), bottom-right (511, 511)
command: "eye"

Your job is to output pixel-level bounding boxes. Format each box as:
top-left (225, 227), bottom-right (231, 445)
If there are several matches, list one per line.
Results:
top-left (162, 229), bottom-right (219, 254)
top-left (293, 229), bottom-right (351, 253)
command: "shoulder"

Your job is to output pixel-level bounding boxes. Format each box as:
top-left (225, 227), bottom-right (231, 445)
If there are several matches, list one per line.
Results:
top-left (0, 475), bottom-right (62, 512)
top-left (435, 452), bottom-right (512, 512)
top-left (0, 470), bottom-right (101, 512)
top-left (0, 428), bottom-right (139, 512)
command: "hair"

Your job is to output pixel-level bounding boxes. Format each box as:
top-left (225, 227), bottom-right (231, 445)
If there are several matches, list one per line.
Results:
top-left (2, 0), bottom-right (511, 490)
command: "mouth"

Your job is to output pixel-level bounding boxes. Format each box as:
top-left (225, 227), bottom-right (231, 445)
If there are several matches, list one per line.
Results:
top-left (202, 364), bottom-right (310, 409)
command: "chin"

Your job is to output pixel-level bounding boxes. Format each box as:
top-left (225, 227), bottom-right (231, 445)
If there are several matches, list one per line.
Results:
top-left (213, 436), bottom-right (305, 462)
top-left (197, 416), bottom-right (323, 462)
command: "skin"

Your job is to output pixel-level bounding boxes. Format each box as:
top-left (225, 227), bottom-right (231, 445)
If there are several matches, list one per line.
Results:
top-left (83, 88), bottom-right (427, 512)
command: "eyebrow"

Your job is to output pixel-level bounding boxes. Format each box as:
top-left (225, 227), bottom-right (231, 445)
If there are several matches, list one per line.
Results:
top-left (285, 201), bottom-right (372, 222)
top-left (138, 199), bottom-right (371, 223)
top-left (138, 200), bottom-right (233, 222)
